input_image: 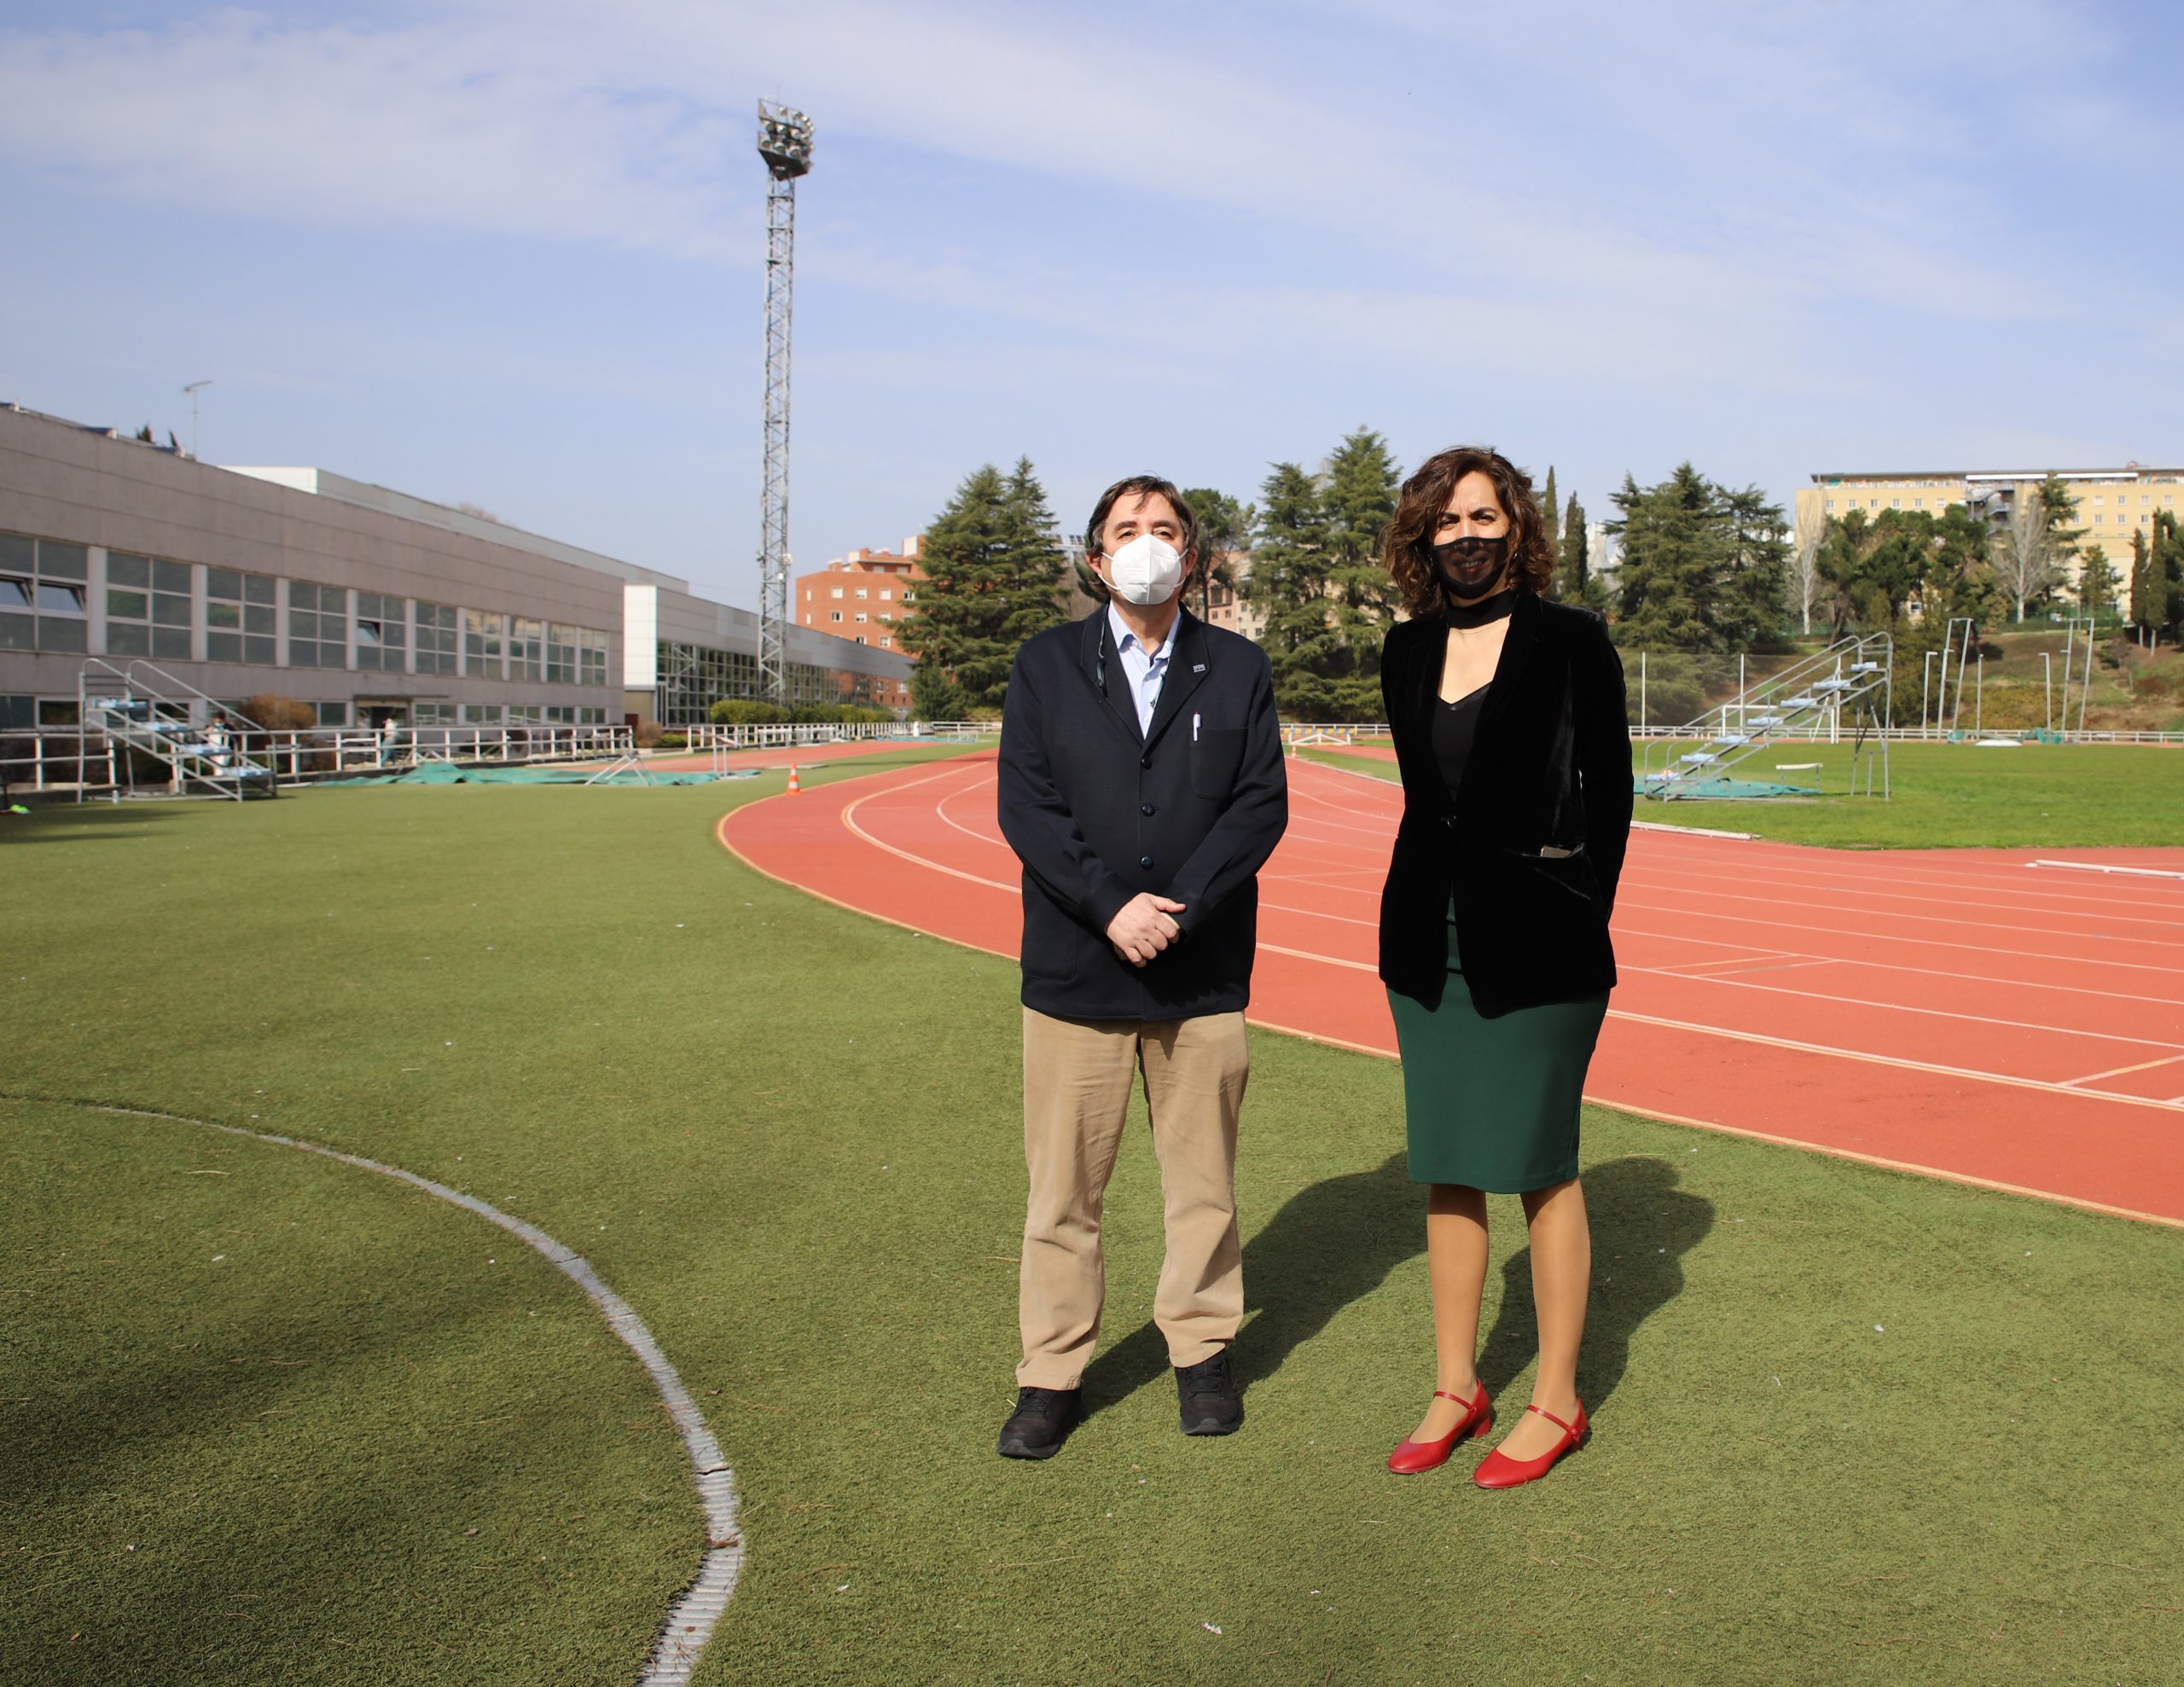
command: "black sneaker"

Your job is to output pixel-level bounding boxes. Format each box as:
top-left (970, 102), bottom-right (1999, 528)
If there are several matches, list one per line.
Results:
top-left (996, 1386), bottom-right (1081, 1460)
top-left (1175, 1351), bottom-right (1242, 1436)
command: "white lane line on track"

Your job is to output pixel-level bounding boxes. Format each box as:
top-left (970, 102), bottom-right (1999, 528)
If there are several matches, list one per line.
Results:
top-left (1606, 893), bottom-right (2184, 981)
top-left (2032, 859), bottom-right (2184, 883)
top-left (1253, 898), bottom-right (2184, 1053)
top-left (1627, 841), bottom-right (2184, 912)
top-left (841, 757), bottom-right (2183, 1102)
top-left (1622, 861), bottom-right (2184, 936)
top-left (48, 1099), bottom-right (741, 1687)
top-left (2060, 1053), bottom-right (2184, 1086)
top-left (1248, 937), bottom-right (2183, 1110)
top-left (884, 774), bottom-right (2184, 1012)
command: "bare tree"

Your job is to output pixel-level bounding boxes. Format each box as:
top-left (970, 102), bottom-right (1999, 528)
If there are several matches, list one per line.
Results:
top-left (1994, 481), bottom-right (2074, 622)
top-left (1792, 498), bottom-right (1828, 635)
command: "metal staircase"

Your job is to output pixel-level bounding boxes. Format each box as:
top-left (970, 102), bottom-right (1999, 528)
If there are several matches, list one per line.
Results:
top-left (1637, 633), bottom-right (1892, 801)
top-left (78, 658), bottom-right (279, 801)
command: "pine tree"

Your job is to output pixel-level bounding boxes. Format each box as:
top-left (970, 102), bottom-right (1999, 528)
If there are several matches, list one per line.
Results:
top-left (900, 460), bottom-right (1066, 713)
top-left (1318, 428), bottom-right (1404, 716)
top-left (1609, 467), bottom-right (1727, 650)
top-left (1242, 461), bottom-right (1340, 718)
top-left (1611, 467), bottom-right (1788, 650)
top-left (1179, 486), bottom-right (1254, 621)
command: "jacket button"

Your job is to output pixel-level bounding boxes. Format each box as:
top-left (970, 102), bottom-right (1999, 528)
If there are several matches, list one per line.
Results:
top-left (1140, 754), bottom-right (1152, 768)
top-left (1140, 855), bottom-right (1154, 869)
top-left (1141, 803), bottom-right (1154, 816)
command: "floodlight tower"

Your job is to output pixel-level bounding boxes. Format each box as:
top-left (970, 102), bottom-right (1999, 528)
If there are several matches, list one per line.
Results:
top-left (754, 101), bottom-right (813, 704)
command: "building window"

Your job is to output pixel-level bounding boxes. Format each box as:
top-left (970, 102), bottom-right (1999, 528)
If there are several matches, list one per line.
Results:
top-left (879, 612), bottom-right (893, 623)
top-left (831, 611), bottom-right (842, 622)
top-left (0, 533), bottom-right (89, 654)
top-left (314, 701), bottom-right (349, 727)
top-left (355, 591), bottom-right (408, 671)
top-left (465, 609), bottom-right (506, 677)
top-left (855, 587), bottom-right (868, 599)
top-left (288, 581), bottom-right (349, 669)
top-left (414, 702), bottom-right (457, 726)
top-left (855, 612), bottom-right (868, 623)
top-left (462, 703), bottom-right (504, 726)
top-left (107, 554), bottom-right (193, 661)
top-left (830, 587), bottom-right (844, 599)
top-left (415, 601), bottom-right (459, 675)
top-left (855, 635), bottom-right (866, 645)
top-left (880, 636), bottom-right (892, 648)
top-left (880, 588), bottom-right (893, 600)
top-left (901, 589), bottom-right (915, 603)
top-left (206, 567), bottom-right (276, 664)
top-left (510, 617), bottom-right (543, 681)
top-left (581, 706), bottom-right (606, 725)
top-left (547, 623), bottom-right (579, 684)
top-left (580, 628), bottom-right (609, 686)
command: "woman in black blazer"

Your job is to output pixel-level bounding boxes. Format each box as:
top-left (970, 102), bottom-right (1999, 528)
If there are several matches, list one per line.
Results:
top-left (1374, 445), bottom-right (1633, 1490)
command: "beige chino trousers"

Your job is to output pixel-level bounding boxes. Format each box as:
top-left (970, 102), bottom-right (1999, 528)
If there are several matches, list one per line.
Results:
top-left (1017, 1006), bottom-right (1249, 1389)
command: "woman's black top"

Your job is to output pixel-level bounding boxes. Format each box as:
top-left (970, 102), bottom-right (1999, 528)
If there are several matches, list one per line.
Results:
top-left (1429, 589), bottom-right (1515, 804)
top-left (1375, 592), bottom-right (1635, 1017)
top-left (1432, 688), bottom-right (1488, 804)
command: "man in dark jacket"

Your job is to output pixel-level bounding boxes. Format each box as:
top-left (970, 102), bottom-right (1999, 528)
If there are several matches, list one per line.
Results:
top-left (993, 475), bottom-right (1287, 1459)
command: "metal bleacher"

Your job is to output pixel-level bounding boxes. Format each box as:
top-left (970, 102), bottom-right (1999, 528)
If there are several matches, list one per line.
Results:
top-left (78, 657), bottom-right (278, 801)
top-left (1637, 633), bottom-right (1892, 801)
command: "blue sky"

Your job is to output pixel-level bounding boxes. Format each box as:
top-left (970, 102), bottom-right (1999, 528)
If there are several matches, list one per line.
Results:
top-left (3, 0), bottom-right (2179, 608)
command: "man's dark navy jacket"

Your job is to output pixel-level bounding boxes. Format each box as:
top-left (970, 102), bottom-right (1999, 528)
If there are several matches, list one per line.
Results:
top-left (997, 606), bottom-right (1288, 1021)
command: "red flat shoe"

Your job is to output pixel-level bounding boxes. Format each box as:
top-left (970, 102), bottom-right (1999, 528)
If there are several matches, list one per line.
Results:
top-left (1385, 1383), bottom-right (1493, 1475)
top-left (1472, 1400), bottom-right (1587, 1489)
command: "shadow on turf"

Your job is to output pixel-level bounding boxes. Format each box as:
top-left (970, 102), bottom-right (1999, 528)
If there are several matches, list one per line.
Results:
top-left (1, 803), bottom-right (183, 844)
top-left (1078, 1153), bottom-right (1710, 1418)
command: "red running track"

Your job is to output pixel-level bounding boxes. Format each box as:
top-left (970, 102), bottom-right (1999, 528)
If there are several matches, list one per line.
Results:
top-left (719, 751), bottom-right (2184, 1226)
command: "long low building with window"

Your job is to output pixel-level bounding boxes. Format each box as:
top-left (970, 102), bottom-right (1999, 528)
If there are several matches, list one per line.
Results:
top-left (0, 403), bottom-right (909, 733)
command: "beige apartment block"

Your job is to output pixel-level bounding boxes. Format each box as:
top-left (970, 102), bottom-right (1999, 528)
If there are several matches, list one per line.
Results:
top-left (1798, 466), bottom-right (2182, 619)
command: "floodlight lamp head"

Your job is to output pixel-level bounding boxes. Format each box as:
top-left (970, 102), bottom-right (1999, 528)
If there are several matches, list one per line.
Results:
top-left (757, 99), bottom-right (814, 180)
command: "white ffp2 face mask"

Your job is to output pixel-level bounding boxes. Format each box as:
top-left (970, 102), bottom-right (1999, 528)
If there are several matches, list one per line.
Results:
top-left (1107, 534), bottom-right (1185, 606)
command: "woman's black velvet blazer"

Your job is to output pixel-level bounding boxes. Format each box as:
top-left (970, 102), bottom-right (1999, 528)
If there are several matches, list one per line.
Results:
top-left (1375, 593), bottom-right (1635, 1017)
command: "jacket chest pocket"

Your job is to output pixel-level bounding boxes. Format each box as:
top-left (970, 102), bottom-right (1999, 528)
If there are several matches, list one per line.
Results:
top-left (1189, 728), bottom-right (1246, 798)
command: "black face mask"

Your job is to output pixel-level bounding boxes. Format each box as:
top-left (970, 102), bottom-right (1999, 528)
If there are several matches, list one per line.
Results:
top-left (1425, 534), bottom-right (1509, 598)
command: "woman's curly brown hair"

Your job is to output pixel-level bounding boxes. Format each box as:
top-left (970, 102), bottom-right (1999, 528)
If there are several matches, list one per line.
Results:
top-left (1382, 445), bottom-right (1558, 621)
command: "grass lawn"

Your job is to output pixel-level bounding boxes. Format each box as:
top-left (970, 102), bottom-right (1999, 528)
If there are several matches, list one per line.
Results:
top-left (6, 757), bottom-right (2184, 1684)
top-left (1302, 739), bottom-right (2184, 849)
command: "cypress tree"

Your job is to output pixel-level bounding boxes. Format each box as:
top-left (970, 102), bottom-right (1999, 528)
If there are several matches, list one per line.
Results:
top-left (1558, 493), bottom-right (1591, 603)
top-left (1541, 466), bottom-right (1560, 582)
top-left (2129, 526), bottom-right (2152, 632)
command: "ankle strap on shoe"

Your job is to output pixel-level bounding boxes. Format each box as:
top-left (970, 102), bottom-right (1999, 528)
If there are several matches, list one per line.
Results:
top-left (1525, 1402), bottom-right (1579, 1435)
top-left (1433, 1385), bottom-right (1484, 1410)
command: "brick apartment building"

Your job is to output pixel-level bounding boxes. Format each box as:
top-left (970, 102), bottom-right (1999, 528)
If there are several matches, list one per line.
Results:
top-left (796, 538), bottom-right (926, 710)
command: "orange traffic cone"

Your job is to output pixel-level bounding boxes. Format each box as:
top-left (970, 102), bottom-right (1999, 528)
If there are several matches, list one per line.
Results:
top-left (787, 763), bottom-right (801, 794)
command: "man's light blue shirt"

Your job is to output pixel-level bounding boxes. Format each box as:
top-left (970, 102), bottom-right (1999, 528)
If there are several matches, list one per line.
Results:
top-left (1107, 601), bottom-right (1173, 736)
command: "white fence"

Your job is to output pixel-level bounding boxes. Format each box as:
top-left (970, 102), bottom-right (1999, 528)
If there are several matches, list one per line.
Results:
top-left (1, 722), bottom-right (634, 795)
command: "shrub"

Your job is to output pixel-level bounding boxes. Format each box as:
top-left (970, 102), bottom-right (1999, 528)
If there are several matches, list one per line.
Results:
top-left (238, 694), bottom-right (316, 733)
top-left (655, 732), bottom-right (688, 751)
top-left (709, 699), bottom-right (792, 726)
top-left (633, 721), bottom-right (665, 748)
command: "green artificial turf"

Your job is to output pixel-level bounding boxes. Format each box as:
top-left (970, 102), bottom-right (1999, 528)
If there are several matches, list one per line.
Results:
top-left (6, 754), bottom-right (2184, 1684)
top-left (1302, 739), bottom-right (2184, 849)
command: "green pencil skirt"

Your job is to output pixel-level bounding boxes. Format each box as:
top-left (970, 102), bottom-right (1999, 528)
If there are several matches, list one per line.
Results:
top-left (1387, 904), bottom-right (1608, 1193)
